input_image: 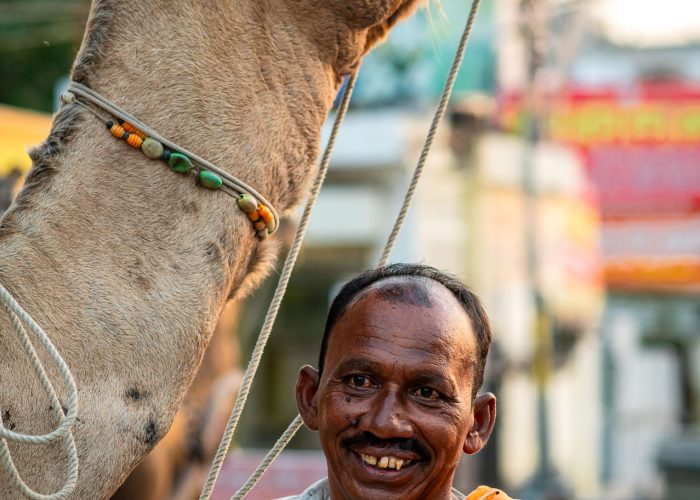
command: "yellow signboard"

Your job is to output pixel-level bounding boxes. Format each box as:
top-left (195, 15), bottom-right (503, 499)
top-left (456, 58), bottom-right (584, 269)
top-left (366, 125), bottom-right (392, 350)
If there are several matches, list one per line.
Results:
top-left (0, 105), bottom-right (52, 175)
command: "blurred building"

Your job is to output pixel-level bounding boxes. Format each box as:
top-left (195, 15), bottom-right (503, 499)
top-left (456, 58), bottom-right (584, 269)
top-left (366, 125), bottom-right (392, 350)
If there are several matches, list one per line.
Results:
top-left (0, 104), bottom-right (50, 173)
top-left (467, 131), bottom-right (603, 496)
top-left (564, 8), bottom-right (700, 500)
top-left (497, 1), bottom-right (700, 498)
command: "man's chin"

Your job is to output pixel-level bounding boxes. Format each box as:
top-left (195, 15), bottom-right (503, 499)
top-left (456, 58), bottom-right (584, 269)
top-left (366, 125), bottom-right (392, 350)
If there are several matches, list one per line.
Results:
top-left (330, 447), bottom-right (430, 499)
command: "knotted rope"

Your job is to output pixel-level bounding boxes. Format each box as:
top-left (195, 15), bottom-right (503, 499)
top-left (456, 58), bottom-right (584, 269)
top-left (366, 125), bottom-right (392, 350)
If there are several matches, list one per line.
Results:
top-left (202, 0), bottom-right (483, 497)
top-left (0, 282), bottom-right (79, 500)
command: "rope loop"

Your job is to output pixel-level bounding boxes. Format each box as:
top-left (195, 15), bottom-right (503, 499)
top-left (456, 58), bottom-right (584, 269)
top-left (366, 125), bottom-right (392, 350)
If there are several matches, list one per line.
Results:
top-left (0, 282), bottom-right (79, 499)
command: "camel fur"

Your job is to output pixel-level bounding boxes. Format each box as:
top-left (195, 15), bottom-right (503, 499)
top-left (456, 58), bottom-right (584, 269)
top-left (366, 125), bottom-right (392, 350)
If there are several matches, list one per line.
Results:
top-left (0, 0), bottom-right (423, 498)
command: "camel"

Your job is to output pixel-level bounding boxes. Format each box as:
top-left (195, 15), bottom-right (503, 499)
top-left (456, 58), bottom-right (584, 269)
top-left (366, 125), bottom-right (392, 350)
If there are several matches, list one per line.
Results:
top-left (0, 0), bottom-right (424, 497)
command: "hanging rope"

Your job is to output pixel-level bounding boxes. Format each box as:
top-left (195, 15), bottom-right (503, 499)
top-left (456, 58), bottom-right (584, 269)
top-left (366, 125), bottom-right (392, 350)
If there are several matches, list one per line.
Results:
top-left (198, 72), bottom-right (359, 500)
top-left (0, 282), bottom-right (79, 500)
top-left (378, 0), bottom-right (482, 267)
top-left (224, 1), bottom-right (483, 498)
top-left (230, 415), bottom-right (304, 500)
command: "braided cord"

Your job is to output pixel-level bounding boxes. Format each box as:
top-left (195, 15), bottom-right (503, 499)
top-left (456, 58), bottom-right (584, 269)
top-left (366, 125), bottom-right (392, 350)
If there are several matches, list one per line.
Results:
top-left (65, 82), bottom-right (280, 235)
top-left (0, 282), bottom-right (79, 499)
top-left (198, 72), bottom-right (359, 500)
top-left (227, 1), bottom-right (483, 497)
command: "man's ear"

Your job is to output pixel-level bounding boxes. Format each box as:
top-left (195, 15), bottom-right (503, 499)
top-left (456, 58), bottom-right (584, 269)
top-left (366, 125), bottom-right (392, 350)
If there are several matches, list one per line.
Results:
top-left (296, 365), bottom-right (321, 431)
top-left (464, 393), bottom-right (497, 455)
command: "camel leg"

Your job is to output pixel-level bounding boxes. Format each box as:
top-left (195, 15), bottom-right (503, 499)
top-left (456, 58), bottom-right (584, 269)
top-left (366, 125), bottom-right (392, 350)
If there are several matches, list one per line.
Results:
top-left (169, 371), bottom-right (243, 500)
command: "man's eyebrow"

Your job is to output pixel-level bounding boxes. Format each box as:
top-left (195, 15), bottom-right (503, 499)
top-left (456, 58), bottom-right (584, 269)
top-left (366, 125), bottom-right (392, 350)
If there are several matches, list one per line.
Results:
top-left (411, 372), bottom-right (458, 394)
top-left (333, 358), bottom-right (382, 375)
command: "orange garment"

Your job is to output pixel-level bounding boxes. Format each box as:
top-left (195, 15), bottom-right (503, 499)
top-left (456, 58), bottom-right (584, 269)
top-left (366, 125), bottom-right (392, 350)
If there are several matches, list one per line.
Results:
top-left (465, 485), bottom-right (512, 500)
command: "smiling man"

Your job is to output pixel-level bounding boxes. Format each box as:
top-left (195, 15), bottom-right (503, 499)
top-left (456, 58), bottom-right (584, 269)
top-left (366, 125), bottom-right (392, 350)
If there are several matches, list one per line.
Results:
top-left (286, 264), bottom-right (510, 500)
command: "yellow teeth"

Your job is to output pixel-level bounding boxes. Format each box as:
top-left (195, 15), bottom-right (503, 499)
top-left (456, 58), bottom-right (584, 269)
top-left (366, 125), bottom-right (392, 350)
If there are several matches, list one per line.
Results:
top-left (361, 454), bottom-right (377, 466)
top-left (360, 454), bottom-right (409, 470)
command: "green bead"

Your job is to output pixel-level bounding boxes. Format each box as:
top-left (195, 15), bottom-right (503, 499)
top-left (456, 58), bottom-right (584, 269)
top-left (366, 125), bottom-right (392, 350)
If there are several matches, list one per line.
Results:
top-left (199, 170), bottom-right (223, 189)
top-left (141, 138), bottom-right (164, 159)
top-left (168, 152), bottom-right (193, 173)
top-left (237, 193), bottom-right (258, 214)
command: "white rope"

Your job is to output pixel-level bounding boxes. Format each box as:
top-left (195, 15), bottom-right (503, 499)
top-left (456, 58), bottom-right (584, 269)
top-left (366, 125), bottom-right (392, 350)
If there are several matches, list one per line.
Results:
top-left (64, 82), bottom-right (281, 236)
top-left (230, 415), bottom-right (303, 500)
top-left (227, 1), bottom-right (482, 497)
top-left (0, 282), bottom-right (79, 500)
top-left (199, 72), bottom-right (359, 500)
top-left (378, 0), bottom-right (482, 267)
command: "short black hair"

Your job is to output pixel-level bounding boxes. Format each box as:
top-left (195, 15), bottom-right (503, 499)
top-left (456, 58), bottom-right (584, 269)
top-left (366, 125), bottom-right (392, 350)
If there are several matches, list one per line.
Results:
top-left (318, 263), bottom-right (492, 396)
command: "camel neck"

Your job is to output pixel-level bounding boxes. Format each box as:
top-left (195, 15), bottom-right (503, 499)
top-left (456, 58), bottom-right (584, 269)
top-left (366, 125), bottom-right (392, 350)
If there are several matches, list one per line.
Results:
top-left (0, 0), bottom-right (339, 382)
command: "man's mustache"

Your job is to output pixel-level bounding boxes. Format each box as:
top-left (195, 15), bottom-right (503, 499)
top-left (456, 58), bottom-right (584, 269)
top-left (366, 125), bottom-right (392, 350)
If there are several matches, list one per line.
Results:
top-left (341, 431), bottom-right (429, 457)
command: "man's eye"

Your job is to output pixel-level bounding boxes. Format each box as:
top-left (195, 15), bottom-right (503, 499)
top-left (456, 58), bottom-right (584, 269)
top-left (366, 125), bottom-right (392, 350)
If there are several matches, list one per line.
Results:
top-left (414, 387), bottom-right (440, 400)
top-left (349, 375), bottom-right (373, 389)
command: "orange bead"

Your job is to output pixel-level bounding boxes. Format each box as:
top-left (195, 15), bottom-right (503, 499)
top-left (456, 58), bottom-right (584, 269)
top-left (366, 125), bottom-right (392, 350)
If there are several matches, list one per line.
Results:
top-left (110, 123), bottom-right (126, 139)
top-left (126, 134), bottom-right (143, 148)
top-left (247, 211), bottom-right (260, 222)
top-left (122, 121), bottom-right (146, 138)
top-left (258, 205), bottom-right (274, 225)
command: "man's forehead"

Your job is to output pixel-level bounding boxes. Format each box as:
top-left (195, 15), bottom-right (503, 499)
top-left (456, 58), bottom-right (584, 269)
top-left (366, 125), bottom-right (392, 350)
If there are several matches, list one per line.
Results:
top-left (349, 275), bottom-right (451, 310)
top-left (325, 276), bottom-right (477, 388)
top-left (333, 275), bottom-right (476, 352)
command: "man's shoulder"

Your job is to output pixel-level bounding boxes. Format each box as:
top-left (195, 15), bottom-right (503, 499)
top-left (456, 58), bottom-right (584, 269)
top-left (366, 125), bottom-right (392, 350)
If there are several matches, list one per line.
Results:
top-left (462, 485), bottom-right (516, 500)
top-left (276, 479), bottom-right (513, 500)
top-left (274, 477), bottom-right (330, 500)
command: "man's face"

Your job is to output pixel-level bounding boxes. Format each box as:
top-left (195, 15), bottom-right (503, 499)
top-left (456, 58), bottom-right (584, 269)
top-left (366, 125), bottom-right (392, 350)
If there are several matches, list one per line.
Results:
top-left (296, 277), bottom-right (496, 500)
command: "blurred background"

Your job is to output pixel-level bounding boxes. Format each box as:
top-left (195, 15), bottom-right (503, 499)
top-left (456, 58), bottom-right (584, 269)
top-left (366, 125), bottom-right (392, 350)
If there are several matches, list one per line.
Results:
top-left (1, 0), bottom-right (699, 498)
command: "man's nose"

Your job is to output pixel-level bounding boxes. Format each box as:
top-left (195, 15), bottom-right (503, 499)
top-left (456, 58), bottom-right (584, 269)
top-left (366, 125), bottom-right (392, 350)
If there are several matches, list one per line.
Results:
top-left (363, 389), bottom-right (412, 438)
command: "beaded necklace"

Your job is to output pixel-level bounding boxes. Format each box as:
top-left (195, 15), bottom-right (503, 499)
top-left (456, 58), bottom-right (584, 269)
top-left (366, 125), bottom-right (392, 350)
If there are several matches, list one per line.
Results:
top-left (61, 82), bottom-right (279, 239)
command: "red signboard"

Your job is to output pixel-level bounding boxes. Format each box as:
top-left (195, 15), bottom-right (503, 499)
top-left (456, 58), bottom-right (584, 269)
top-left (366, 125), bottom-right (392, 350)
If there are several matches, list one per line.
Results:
top-left (585, 145), bottom-right (700, 216)
top-left (499, 82), bottom-right (700, 290)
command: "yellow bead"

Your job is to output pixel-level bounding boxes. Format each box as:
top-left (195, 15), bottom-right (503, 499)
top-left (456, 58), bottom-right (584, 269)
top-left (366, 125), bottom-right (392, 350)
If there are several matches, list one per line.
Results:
top-left (110, 123), bottom-right (125, 139)
top-left (126, 134), bottom-right (143, 148)
top-left (258, 205), bottom-right (274, 225)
